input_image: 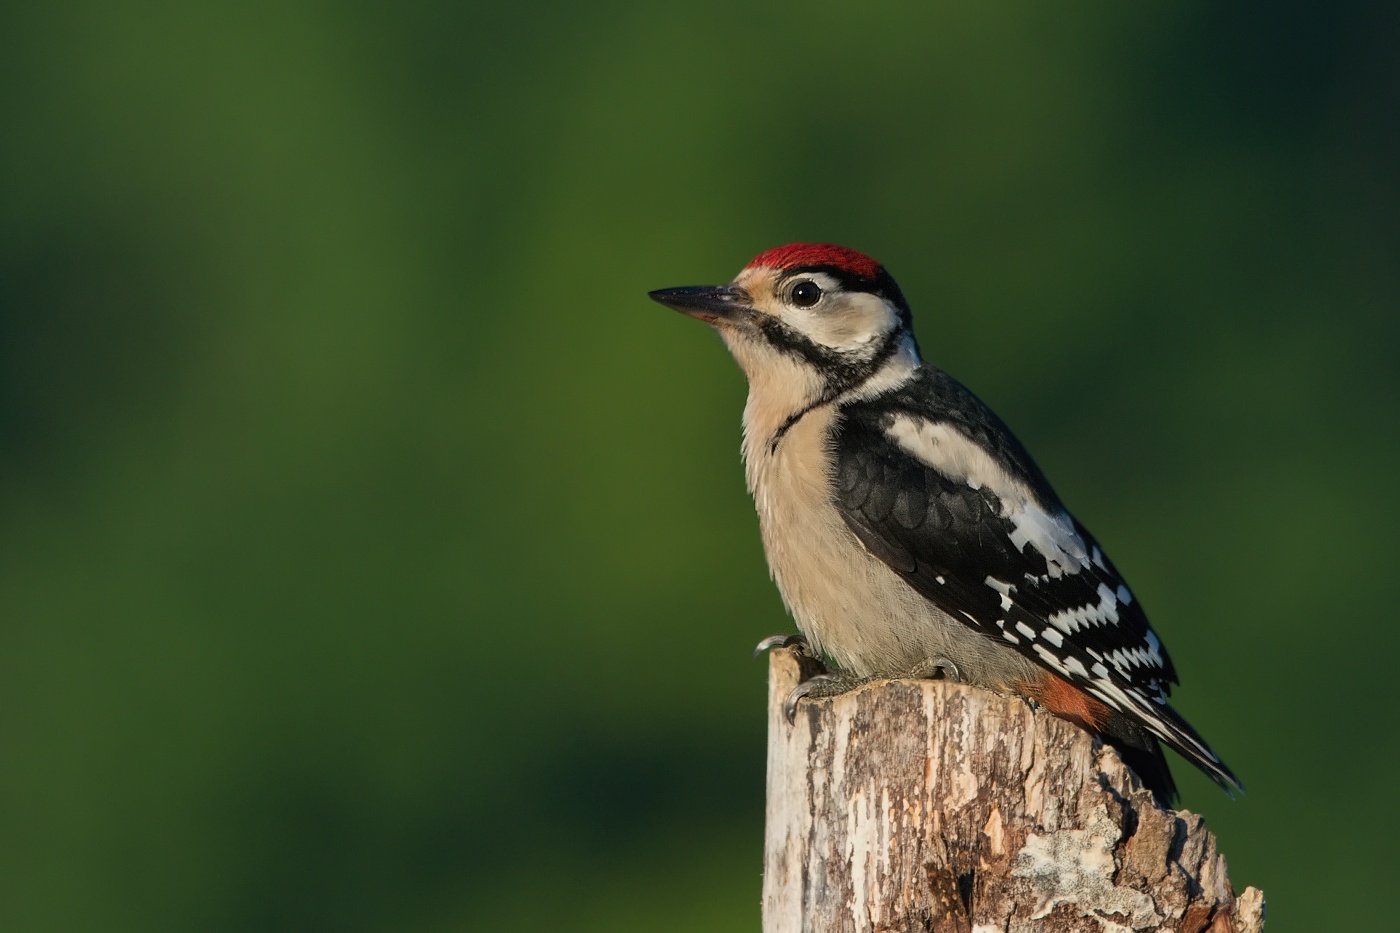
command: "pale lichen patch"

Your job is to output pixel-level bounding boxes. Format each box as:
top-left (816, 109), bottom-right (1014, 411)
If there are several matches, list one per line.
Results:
top-left (1012, 805), bottom-right (1160, 929)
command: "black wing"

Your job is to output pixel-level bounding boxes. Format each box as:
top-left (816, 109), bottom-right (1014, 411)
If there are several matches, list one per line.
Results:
top-left (832, 369), bottom-right (1240, 792)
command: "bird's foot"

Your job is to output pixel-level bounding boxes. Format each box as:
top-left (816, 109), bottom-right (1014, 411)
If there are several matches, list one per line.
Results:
top-left (907, 657), bottom-right (962, 682)
top-left (753, 632), bottom-right (812, 659)
top-left (782, 670), bottom-right (875, 724)
top-left (778, 657), bottom-right (964, 723)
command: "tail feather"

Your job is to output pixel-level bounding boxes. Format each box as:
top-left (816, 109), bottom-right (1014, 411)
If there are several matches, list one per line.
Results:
top-left (1026, 672), bottom-right (1242, 805)
top-left (1142, 700), bottom-right (1245, 798)
top-left (1099, 711), bottom-right (1178, 806)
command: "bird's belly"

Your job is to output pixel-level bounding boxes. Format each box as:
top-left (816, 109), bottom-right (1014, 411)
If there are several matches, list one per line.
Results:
top-left (744, 406), bottom-right (1035, 688)
top-left (758, 501), bottom-right (1033, 688)
top-left (750, 449), bottom-right (980, 679)
top-left (762, 506), bottom-right (933, 675)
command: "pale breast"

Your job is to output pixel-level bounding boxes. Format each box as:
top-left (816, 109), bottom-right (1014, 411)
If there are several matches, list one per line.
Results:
top-left (740, 402), bottom-right (1040, 689)
top-left (742, 405), bottom-right (936, 676)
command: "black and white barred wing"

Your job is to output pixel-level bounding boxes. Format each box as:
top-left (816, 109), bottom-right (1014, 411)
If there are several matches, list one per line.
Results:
top-left (831, 406), bottom-right (1241, 792)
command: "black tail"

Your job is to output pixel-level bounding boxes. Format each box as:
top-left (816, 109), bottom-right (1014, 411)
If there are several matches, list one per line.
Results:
top-left (1139, 701), bottom-right (1245, 799)
top-left (1101, 707), bottom-right (1247, 806)
top-left (1100, 711), bottom-right (1178, 806)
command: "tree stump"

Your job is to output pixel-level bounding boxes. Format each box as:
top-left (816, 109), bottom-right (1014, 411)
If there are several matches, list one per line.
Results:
top-left (761, 647), bottom-right (1264, 933)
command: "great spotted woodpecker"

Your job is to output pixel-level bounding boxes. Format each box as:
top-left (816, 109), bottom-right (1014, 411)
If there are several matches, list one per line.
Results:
top-left (650, 243), bottom-right (1241, 802)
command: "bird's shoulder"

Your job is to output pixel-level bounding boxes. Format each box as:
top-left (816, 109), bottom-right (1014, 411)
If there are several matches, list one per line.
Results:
top-left (834, 364), bottom-right (1059, 509)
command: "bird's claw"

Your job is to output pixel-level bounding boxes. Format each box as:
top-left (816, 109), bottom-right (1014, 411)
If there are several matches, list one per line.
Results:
top-left (783, 673), bottom-right (842, 724)
top-left (781, 670), bottom-right (872, 723)
top-left (753, 633), bottom-right (809, 659)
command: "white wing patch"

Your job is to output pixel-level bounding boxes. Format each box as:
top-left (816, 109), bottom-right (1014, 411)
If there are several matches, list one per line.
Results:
top-left (1106, 631), bottom-right (1165, 673)
top-left (1032, 642), bottom-right (1068, 674)
top-left (886, 414), bottom-right (1095, 578)
top-left (1007, 504), bottom-right (1090, 578)
top-left (886, 414), bottom-right (1032, 506)
top-left (1047, 582), bottom-right (1122, 634)
top-left (984, 576), bottom-right (1014, 610)
top-left (880, 415), bottom-right (1210, 772)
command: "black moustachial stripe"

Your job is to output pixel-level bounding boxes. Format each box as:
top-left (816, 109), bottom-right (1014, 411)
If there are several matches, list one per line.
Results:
top-left (758, 262), bottom-right (917, 453)
top-left (760, 319), bottom-right (904, 454)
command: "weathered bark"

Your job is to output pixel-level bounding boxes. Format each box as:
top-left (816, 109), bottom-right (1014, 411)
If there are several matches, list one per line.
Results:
top-left (762, 647), bottom-right (1264, 933)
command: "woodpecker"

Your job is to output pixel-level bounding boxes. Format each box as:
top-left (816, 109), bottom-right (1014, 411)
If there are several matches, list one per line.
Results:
top-left (649, 243), bottom-right (1241, 803)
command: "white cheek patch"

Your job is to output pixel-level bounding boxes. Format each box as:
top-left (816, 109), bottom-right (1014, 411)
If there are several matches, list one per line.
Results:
top-left (789, 287), bottom-right (898, 353)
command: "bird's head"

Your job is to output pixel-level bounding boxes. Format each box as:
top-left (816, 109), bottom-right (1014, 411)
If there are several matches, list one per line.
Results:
top-left (650, 244), bottom-right (920, 403)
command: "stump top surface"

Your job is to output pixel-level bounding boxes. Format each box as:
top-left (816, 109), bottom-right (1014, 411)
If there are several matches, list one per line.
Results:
top-left (762, 648), bottom-right (1262, 933)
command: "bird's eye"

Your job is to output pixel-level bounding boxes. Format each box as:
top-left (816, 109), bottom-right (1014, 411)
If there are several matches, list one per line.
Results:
top-left (790, 280), bottom-right (823, 308)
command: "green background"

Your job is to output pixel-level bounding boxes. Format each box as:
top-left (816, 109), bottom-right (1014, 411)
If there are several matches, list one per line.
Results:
top-left (2, 3), bottom-right (1395, 929)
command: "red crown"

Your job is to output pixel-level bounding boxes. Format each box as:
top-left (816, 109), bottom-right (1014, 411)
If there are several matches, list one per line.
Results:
top-left (745, 243), bottom-right (884, 280)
